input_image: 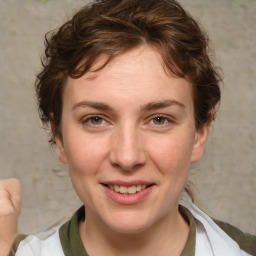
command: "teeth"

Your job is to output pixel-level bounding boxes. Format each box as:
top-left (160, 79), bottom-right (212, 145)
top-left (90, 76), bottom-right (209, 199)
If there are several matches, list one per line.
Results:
top-left (108, 184), bottom-right (148, 194)
top-left (136, 185), bottom-right (142, 192)
top-left (114, 185), bottom-right (120, 192)
top-left (127, 185), bottom-right (137, 194)
top-left (120, 186), bottom-right (128, 193)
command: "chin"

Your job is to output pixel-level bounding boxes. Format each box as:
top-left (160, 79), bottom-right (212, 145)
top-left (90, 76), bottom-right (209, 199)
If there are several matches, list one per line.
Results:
top-left (109, 222), bottom-right (150, 234)
top-left (102, 211), bottom-right (154, 234)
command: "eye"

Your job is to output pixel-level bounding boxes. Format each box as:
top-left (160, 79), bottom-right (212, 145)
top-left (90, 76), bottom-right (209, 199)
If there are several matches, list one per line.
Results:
top-left (150, 115), bottom-right (170, 126)
top-left (82, 115), bottom-right (106, 126)
top-left (90, 116), bottom-right (104, 125)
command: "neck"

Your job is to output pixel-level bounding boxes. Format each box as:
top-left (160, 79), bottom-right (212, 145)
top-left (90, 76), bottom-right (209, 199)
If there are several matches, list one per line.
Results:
top-left (79, 205), bottom-right (190, 256)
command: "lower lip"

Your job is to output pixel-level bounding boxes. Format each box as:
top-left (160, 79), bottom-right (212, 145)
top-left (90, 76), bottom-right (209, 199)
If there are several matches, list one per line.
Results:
top-left (103, 185), bottom-right (155, 205)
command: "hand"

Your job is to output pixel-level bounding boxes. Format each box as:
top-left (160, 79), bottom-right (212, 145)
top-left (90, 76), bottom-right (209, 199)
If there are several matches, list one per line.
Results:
top-left (0, 179), bottom-right (21, 256)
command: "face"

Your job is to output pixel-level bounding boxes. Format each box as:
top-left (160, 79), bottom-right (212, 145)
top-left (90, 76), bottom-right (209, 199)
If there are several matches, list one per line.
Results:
top-left (56, 46), bottom-right (209, 234)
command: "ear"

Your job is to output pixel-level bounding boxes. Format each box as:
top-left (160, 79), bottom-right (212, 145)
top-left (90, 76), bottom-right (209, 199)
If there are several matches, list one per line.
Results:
top-left (190, 120), bottom-right (211, 163)
top-left (50, 121), bottom-right (67, 164)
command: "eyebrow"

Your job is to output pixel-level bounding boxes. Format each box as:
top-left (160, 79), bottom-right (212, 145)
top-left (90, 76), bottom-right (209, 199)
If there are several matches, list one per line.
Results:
top-left (72, 99), bottom-right (185, 112)
top-left (141, 100), bottom-right (185, 111)
top-left (72, 101), bottom-right (115, 111)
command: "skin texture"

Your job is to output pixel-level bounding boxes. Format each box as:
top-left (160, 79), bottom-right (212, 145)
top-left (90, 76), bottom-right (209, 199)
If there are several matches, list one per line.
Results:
top-left (56, 45), bottom-right (210, 256)
top-left (0, 179), bottom-right (21, 256)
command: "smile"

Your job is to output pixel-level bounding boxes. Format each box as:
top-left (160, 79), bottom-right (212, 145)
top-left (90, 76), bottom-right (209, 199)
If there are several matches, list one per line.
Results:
top-left (107, 184), bottom-right (147, 194)
top-left (102, 182), bottom-right (155, 204)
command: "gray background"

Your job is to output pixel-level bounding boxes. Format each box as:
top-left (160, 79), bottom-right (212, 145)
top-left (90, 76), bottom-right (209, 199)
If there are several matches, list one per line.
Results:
top-left (0, 0), bottom-right (255, 235)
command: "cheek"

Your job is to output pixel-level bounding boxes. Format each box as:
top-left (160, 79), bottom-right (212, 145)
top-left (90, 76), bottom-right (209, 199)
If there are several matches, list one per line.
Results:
top-left (63, 133), bottom-right (110, 176)
top-left (147, 133), bottom-right (194, 175)
top-left (64, 135), bottom-right (110, 206)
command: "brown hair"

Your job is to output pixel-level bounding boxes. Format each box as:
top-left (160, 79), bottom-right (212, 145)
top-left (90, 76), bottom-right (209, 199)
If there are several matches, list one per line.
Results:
top-left (36, 0), bottom-right (221, 145)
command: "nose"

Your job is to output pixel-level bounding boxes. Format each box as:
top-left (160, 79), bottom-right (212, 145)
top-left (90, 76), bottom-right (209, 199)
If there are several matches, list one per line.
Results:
top-left (109, 125), bottom-right (146, 171)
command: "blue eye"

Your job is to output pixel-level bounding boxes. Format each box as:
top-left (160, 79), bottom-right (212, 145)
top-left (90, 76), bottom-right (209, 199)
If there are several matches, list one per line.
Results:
top-left (90, 116), bottom-right (103, 125)
top-left (151, 116), bottom-right (169, 125)
top-left (83, 116), bottom-right (105, 126)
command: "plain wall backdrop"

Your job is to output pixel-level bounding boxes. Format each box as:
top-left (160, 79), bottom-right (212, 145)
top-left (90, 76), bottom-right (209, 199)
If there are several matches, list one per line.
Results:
top-left (0, 0), bottom-right (255, 234)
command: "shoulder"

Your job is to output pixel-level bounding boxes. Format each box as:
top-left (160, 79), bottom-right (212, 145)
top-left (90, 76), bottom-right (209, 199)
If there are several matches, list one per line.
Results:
top-left (179, 200), bottom-right (256, 256)
top-left (213, 219), bottom-right (256, 256)
top-left (10, 207), bottom-right (85, 256)
top-left (10, 234), bottom-right (28, 256)
top-left (10, 226), bottom-right (64, 256)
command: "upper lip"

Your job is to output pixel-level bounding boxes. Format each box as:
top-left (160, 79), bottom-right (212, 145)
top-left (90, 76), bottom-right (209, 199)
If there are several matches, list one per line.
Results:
top-left (101, 180), bottom-right (155, 187)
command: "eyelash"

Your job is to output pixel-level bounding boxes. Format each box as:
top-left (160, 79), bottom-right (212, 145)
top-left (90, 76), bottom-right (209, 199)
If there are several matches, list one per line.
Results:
top-left (148, 115), bottom-right (173, 127)
top-left (81, 114), bottom-right (174, 128)
top-left (82, 115), bottom-right (108, 127)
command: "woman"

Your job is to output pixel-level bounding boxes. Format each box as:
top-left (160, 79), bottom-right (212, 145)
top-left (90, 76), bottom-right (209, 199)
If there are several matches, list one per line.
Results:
top-left (1, 0), bottom-right (255, 255)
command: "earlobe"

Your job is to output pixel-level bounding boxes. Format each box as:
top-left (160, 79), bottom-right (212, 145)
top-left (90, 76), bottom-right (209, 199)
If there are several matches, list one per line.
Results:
top-left (50, 121), bottom-right (67, 164)
top-left (190, 122), bottom-right (210, 163)
top-left (56, 137), bottom-right (68, 164)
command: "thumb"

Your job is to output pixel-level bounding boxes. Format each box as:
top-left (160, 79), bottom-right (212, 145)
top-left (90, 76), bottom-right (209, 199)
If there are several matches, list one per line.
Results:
top-left (0, 178), bottom-right (21, 216)
top-left (0, 178), bottom-right (22, 255)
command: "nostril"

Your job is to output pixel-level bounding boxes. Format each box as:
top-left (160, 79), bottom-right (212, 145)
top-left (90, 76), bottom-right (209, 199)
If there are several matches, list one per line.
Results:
top-left (109, 142), bottom-right (146, 171)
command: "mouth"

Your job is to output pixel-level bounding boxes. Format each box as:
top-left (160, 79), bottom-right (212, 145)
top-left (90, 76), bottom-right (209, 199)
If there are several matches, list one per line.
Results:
top-left (103, 184), bottom-right (152, 194)
top-left (101, 182), bottom-right (155, 204)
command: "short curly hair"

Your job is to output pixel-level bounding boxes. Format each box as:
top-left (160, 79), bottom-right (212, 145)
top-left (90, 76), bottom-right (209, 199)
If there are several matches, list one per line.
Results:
top-left (35, 0), bottom-right (222, 145)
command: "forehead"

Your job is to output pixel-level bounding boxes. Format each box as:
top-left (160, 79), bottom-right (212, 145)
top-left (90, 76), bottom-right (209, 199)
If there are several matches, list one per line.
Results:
top-left (83, 46), bottom-right (169, 86)
top-left (63, 45), bottom-right (193, 110)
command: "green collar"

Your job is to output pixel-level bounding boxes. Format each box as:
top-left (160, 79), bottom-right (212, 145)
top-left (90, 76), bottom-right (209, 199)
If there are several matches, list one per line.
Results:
top-left (59, 206), bottom-right (88, 256)
top-left (179, 205), bottom-right (196, 256)
top-left (59, 205), bottom-right (196, 256)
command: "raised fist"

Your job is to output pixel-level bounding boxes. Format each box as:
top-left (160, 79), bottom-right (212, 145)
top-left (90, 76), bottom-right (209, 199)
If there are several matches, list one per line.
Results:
top-left (0, 179), bottom-right (21, 256)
